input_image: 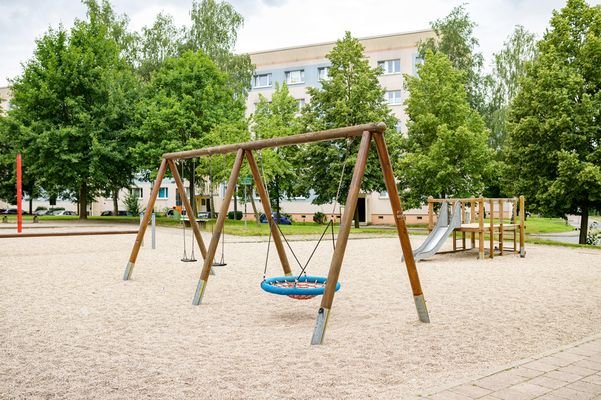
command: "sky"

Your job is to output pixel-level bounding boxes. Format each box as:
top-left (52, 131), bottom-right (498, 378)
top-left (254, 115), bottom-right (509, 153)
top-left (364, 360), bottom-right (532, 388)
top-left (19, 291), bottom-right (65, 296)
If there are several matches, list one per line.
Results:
top-left (1, 0), bottom-right (600, 87)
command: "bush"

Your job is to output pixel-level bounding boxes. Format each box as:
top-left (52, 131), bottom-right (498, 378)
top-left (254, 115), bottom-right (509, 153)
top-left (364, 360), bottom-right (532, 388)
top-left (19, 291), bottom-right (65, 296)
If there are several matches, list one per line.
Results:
top-left (124, 190), bottom-right (142, 216)
top-left (227, 211), bottom-right (243, 220)
top-left (313, 211), bottom-right (326, 224)
top-left (35, 206), bottom-right (47, 211)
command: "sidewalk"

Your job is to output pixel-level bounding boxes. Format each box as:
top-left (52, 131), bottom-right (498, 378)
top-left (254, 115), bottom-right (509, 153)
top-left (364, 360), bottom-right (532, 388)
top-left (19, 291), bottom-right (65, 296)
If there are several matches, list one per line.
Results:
top-left (419, 333), bottom-right (601, 400)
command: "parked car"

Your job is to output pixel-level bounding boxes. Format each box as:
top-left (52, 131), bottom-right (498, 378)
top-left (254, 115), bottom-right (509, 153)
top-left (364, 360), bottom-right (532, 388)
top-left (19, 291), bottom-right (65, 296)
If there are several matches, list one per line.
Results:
top-left (100, 210), bottom-right (128, 216)
top-left (53, 210), bottom-right (77, 216)
top-left (259, 212), bottom-right (292, 225)
top-left (33, 209), bottom-right (49, 215)
top-left (1, 209), bottom-right (18, 214)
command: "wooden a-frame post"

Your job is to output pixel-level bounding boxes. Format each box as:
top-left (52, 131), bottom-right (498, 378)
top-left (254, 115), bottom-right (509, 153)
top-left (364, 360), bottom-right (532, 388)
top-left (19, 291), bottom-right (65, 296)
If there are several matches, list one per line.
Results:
top-left (123, 158), bottom-right (168, 280)
top-left (168, 159), bottom-right (208, 259)
top-left (192, 149), bottom-right (245, 305)
top-left (311, 131), bottom-right (372, 345)
top-left (123, 157), bottom-right (211, 280)
top-left (373, 132), bottom-right (430, 323)
top-left (245, 150), bottom-right (293, 276)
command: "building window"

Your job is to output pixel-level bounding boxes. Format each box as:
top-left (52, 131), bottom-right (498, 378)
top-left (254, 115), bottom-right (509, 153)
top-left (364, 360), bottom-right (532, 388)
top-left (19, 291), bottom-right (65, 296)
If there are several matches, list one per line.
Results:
top-left (413, 54), bottom-right (424, 75)
top-left (318, 66), bottom-right (330, 80)
top-left (378, 59), bottom-right (401, 74)
top-left (378, 191), bottom-right (389, 199)
top-left (130, 187), bottom-right (143, 199)
top-left (254, 73), bottom-right (272, 88)
top-left (158, 187), bottom-right (168, 199)
top-left (296, 98), bottom-right (305, 111)
top-left (285, 70), bottom-right (304, 85)
top-left (385, 90), bottom-right (402, 105)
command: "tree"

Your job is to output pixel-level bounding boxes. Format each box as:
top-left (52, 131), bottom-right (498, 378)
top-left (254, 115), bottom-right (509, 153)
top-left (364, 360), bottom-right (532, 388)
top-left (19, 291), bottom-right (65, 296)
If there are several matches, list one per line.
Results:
top-left (300, 32), bottom-right (399, 227)
top-left (251, 82), bottom-right (303, 219)
top-left (419, 5), bottom-right (487, 114)
top-left (397, 50), bottom-right (493, 208)
top-left (487, 26), bottom-right (537, 152)
top-left (136, 13), bottom-right (182, 80)
top-left (8, 1), bottom-right (139, 219)
top-left (504, 0), bottom-right (601, 244)
top-left (134, 50), bottom-right (245, 214)
top-left (184, 0), bottom-right (254, 100)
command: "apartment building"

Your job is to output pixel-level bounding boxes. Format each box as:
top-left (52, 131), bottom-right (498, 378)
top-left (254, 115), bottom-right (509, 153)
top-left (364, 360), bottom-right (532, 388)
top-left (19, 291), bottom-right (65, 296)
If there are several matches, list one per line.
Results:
top-left (237, 29), bottom-right (435, 224)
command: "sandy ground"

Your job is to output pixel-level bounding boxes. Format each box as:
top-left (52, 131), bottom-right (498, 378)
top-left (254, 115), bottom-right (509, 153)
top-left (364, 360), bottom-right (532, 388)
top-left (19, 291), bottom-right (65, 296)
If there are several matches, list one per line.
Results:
top-left (1, 223), bottom-right (601, 399)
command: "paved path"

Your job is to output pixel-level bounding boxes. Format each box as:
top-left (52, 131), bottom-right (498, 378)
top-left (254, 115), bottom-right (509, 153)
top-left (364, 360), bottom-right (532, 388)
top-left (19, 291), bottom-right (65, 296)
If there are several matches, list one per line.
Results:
top-left (419, 333), bottom-right (601, 400)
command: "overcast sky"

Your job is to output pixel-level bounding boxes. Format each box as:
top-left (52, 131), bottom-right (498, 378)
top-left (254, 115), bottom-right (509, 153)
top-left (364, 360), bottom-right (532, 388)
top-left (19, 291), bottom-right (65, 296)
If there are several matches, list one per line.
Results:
top-left (1, 0), bottom-right (600, 87)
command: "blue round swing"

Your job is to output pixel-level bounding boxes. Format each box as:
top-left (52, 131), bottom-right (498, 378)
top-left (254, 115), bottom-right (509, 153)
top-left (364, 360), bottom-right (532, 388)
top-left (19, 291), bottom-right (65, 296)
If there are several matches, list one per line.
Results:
top-left (261, 275), bottom-right (341, 300)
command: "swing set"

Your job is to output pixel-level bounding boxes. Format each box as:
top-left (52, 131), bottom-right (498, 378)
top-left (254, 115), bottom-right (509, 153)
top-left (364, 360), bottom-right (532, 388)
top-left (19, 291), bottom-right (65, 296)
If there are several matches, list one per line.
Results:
top-left (123, 123), bottom-right (430, 345)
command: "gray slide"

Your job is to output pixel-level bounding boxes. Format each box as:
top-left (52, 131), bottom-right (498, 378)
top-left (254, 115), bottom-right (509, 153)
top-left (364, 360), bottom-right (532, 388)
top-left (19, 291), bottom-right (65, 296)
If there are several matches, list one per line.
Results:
top-left (410, 202), bottom-right (463, 262)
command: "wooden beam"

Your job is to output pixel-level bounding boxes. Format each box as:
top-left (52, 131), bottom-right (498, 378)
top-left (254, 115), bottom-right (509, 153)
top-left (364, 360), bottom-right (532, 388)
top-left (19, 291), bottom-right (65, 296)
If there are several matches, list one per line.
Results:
top-left (162, 123), bottom-right (386, 160)
top-left (192, 149), bottom-right (245, 305)
top-left (123, 158), bottom-right (168, 280)
top-left (167, 159), bottom-right (207, 258)
top-left (311, 131), bottom-right (372, 345)
top-left (373, 131), bottom-right (430, 323)
top-left (245, 150), bottom-right (293, 276)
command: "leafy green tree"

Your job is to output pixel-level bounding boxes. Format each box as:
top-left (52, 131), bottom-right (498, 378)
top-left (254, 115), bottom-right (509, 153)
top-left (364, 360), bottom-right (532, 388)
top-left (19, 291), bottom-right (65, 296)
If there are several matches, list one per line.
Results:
top-left (487, 26), bottom-right (537, 152)
top-left (134, 50), bottom-right (245, 213)
top-left (397, 50), bottom-right (493, 208)
top-left (419, 5), bottom-right (487, 114)
top-left (184, 0), bottom-right (254, 100)
top-left (251, 82), bottom-right (302, 219)
top-left (505, 0), bottom-right (601, 244)
top-left (8, 2), bottom-right (139, 219)
top-left (136, 13), bottom-right (182, 80)
top-left (301, 32), bottom-right (399, 227)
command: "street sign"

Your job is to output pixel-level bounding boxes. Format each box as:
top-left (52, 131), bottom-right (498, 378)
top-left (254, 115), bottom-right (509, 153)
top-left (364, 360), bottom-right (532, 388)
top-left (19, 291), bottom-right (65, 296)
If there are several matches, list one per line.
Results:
top-left (242, 176), bottom-right (252, 185)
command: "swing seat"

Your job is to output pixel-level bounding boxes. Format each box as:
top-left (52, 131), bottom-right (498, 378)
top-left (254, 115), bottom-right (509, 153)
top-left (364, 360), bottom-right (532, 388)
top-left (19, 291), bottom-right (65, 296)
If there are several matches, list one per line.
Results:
top-left (261, 275), bottom-right (340, 300)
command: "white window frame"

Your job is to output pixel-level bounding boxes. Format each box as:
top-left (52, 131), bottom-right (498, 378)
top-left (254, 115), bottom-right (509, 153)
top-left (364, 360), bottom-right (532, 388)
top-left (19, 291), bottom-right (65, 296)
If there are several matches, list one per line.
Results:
top-left (378, 59), bottom-right (401, 74)
top-left (158, 187), bottom-right (169, 199)
top-left (296, 98), bottom-right (305, 111)
top-left (385, 90), bottom-right (402, 105)
top-left (285, 70), bottom-right (304, 85)
top-left (254, 73), bottom-right (272, 88)
top-left (318, 66), bottom-right (330, 81)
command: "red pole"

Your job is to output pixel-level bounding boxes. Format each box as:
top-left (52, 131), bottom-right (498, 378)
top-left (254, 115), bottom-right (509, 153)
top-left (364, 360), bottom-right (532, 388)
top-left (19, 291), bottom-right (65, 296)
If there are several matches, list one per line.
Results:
top-left (16, 153), bottom-right (22, 233)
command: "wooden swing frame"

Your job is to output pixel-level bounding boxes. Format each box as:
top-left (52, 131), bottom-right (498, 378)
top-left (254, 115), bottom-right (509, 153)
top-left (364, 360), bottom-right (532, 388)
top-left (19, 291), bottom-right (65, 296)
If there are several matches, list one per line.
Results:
top-left (123, 122), bottom-right (430, 345)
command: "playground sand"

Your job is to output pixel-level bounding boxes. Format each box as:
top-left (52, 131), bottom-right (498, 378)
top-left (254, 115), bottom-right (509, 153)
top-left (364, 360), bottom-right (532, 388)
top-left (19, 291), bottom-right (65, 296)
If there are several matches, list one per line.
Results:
top-left (1, 225), bottom-right (601, 399)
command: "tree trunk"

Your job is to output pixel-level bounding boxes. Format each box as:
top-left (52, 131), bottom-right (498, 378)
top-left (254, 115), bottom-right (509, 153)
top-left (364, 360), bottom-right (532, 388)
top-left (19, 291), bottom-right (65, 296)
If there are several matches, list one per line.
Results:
top-left (29, 196), bottom-right (33, 215)
top-left (249, 184), bottom-right (260, 225)
top-left (353, 206), bottom-right (360, 229)
top-left (79, 182), bottom-right (88, 219)
top-left (579, 204), bottom-right (589, 245)
top-left (112, 188), bottom-right (119, 216)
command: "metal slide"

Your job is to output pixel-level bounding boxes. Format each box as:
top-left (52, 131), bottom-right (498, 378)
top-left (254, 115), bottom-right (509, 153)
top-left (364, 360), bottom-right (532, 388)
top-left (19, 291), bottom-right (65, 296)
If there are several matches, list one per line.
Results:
top-left (410, 202), bottom-right (463, 262)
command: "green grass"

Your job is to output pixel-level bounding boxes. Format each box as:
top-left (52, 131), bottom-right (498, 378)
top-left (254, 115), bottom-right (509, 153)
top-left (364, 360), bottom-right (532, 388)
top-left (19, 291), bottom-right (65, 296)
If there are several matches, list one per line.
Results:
top-left (523, 217), bottom-right (577, 234)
